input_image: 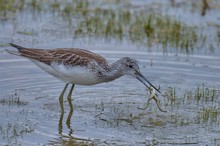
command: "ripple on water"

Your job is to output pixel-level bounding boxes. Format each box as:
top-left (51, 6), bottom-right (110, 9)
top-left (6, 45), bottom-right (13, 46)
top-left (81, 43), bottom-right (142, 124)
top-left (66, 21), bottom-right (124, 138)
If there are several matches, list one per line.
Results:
top-left (0, 51), bottom-right (219, 145)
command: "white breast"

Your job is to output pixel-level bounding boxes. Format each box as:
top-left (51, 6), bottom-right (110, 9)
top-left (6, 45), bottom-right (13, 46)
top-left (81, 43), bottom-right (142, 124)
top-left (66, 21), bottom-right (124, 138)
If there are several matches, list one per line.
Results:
top-left (31, 59), bottom-right (66, 81)
top-left (51, 62), bottom-right (101, 85)
top-left (31, 59), bottom-right (101, 85)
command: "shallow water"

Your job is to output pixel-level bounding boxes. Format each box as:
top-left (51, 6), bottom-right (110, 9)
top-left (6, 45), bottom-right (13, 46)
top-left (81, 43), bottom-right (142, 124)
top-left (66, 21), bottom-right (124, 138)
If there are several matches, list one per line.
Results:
top-left (0, 0), bottom-right (220, 145)
top-left (0, 50), bottom-right (219, 145)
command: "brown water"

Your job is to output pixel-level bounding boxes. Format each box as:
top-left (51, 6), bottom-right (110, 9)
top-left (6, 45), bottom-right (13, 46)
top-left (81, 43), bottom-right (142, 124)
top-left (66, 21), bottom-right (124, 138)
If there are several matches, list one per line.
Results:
top-left (0, 0), bottom-right (220, 145)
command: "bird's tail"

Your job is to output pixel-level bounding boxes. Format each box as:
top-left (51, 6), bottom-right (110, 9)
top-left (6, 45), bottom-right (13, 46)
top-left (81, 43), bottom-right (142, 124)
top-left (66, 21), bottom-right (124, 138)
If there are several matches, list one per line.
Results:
top-left (5, 49), bottom-right (20, 55)
top-left (9, 43), bottom-right (25, 50)
top-left (5, 43), bottom-right (26, 56)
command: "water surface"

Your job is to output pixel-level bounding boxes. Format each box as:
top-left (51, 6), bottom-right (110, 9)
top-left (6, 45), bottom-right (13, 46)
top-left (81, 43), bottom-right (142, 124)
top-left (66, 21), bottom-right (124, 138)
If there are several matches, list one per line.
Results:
top-left (0, 0), bottom-right (220, 145)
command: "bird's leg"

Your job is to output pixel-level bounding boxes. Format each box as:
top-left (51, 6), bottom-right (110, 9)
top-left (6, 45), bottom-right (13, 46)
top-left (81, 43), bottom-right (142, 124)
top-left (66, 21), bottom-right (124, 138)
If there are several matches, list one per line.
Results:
top-left (58, 83), bottom-right (69, 135)
top-left (59, 83), bottom-right (69, 113)
top-left (66, 84), bottom-right (74, 112)
top-left (67, 84), bottom-right (75, 100)
top-left (59, 83), bottom-right (69, 102)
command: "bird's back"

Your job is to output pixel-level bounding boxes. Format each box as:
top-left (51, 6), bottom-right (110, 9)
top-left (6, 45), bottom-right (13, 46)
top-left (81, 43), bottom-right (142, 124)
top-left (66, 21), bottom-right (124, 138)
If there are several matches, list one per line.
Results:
top-left (7, 43), bottom-right (109, 69)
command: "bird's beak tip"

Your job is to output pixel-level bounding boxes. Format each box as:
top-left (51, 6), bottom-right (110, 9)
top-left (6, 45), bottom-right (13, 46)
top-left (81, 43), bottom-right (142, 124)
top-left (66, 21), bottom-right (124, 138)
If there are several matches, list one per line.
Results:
top-left (136, 72), bottom-right (161, 94)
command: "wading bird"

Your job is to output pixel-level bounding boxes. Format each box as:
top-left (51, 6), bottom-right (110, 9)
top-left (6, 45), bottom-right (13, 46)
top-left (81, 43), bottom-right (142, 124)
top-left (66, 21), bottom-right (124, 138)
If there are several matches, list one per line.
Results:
top-left (6, 43), bottom-right (160, 102)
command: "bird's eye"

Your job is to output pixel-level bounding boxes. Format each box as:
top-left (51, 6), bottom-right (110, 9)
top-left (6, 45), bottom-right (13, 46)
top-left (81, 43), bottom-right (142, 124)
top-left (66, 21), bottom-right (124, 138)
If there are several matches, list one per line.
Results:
top-left (128, 65), bottom-right (133, 68)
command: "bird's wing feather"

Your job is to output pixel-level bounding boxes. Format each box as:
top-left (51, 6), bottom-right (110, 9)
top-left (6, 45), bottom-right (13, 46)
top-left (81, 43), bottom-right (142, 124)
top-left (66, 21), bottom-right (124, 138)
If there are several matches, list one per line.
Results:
top-left (18, 48), bottom-right (109, 68)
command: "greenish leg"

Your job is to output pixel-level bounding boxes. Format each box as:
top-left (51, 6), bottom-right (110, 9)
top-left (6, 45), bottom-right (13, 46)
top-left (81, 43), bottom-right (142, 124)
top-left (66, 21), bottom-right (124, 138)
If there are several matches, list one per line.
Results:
top-left (59, 83), bottom-right (69, 102)
top-left (67, 84), bottom-right (75, 100)
top-left (59, 83), bottom-right (69, 112)
top-left (58, 83), bottom-right (69, 134)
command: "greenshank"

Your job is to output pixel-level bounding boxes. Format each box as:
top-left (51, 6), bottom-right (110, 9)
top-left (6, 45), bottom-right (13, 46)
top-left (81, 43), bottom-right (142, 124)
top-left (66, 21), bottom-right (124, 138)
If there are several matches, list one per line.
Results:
top-left (6, 43), bottom-right (160, 101)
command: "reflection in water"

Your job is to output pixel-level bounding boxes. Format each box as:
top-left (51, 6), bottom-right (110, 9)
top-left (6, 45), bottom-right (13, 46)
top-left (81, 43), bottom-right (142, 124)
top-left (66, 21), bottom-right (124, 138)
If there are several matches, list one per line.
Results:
top-left (52, 92), bottom-right (94, 145)
top-left (47, 135), bottom-right (94, 146)
top-left (201, 0), bottom-right (210, 16)
top-left (58, 101), bottom-right (64, 135)
top-left (66, 97), bottom-right (74, 136)
top-left (170, 0), bottom-right (210, 16)
top-left (58, 84), bottom-right (74, 135)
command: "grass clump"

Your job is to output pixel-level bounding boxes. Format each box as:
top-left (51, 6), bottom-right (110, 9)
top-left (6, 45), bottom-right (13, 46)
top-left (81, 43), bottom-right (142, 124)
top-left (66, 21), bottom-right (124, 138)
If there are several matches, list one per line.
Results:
top-left (1, 0), bottom-right (218, 54)
top-left (0, 0), bottom-right (16, 17)
top-left (73, 8), bottom-right (199, 53)
top-left (184, 85), bottom-right (218, 104)
top-left (0, 92), bottom-right (28, 106)
top-left (163, 85), bottom-right (219, 125)
top-left (196, 107), bottom-right (220, 125)
top-left (0, 122), bottom-right (34, 144)
top-left (163, 87), bottom-right (178, 107)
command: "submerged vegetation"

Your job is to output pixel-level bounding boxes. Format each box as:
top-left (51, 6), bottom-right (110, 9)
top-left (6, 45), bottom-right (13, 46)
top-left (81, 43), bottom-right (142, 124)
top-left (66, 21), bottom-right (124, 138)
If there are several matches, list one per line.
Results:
top-left (186, 85), bottom-right (218, 103)
top-left (0, 91), bottom-right (28, 106)
top-left (0, 122), bottom-right (34, 144)
top-left (196, 107), bottom-right (220, 125)
top-left (0, 0), bottom-right (220, 145)
top-left (0, 0), bottom-right (219, 54)
top-left (163, 85), bottom-right (220, 125)
top-left (94, 84), bottom-right (219, 128)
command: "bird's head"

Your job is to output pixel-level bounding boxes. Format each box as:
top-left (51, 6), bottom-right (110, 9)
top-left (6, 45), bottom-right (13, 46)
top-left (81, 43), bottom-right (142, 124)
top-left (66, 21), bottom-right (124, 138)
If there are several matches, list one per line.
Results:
top-left (119, 57), bottom-right (161, 94)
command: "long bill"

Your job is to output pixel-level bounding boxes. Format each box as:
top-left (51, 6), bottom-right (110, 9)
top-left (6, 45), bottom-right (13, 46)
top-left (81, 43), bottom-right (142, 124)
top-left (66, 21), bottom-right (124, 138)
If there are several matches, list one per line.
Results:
top-left (136, 72), bottom-right (161, 94)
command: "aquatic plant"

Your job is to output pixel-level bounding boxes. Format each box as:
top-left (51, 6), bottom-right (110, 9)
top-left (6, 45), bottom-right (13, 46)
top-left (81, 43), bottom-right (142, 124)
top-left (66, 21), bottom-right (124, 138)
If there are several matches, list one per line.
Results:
top-left (0, 121), bottom-right (35, 144)
top-left (1, 0), bottom-right (218, 54)
top-left (164, 86), bottom-right (177, 107)
top-left (0, 0), bottom-right (16, 17)
top-left (163, 85), bottom-right (219, 125)
top-left (196, 107), bottom-right (220, 125)
top-left (184, 85), bottom-right (218, 104)
top-left (0, 91), bottom-right (28, 106)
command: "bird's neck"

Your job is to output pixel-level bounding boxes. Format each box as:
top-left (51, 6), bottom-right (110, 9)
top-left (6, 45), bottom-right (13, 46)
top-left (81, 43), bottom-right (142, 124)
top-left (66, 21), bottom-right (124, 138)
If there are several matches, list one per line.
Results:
top-left (102, 59), bottom-right (124, 82)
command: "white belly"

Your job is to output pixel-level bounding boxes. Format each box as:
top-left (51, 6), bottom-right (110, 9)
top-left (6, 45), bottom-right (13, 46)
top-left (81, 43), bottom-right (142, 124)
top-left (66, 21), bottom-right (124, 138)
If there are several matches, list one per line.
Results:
top-left (31, 60), bottom-right (101, 85)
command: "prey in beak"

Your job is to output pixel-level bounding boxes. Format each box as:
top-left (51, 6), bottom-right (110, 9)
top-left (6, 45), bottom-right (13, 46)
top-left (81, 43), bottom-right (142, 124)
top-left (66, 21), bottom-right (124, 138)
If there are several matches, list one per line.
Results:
top-left (138, 86), bottom-right (167, 112)
top-left (119, 57), bottom-right (161, 94)
top-left (135, 72), bottom-right (161, 94)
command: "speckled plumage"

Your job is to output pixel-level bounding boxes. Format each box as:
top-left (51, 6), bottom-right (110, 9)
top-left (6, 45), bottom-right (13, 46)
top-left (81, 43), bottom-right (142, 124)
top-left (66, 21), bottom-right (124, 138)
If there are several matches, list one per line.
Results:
top-left (7, 43), bottom-right (160, 98)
